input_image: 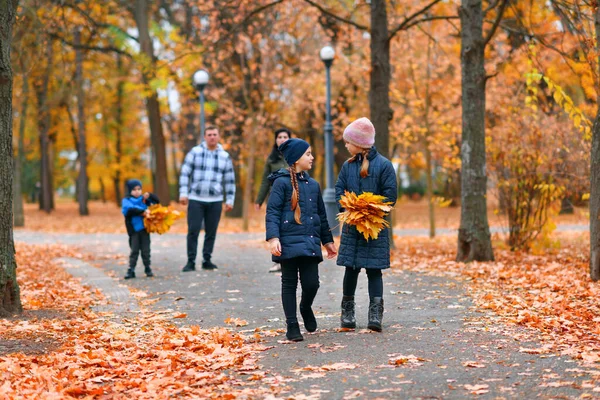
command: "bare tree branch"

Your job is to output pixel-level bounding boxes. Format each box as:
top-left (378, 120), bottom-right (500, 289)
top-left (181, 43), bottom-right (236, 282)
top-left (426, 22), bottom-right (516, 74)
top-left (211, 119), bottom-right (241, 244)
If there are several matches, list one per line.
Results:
top-left (57, 1), bottom-right (139, 42)
top-left (48, 33), bottom-right (133, 58)
top-left (401, 15), bottom-right (460, 33)
top-left (483, 0), bottom-right (508, 47)
top-left (302, 0), bottom-right (368, 31)
top-left (388, 0), bottom-right (445, 40)
top-left (483, 0), bottom-right (500, 15)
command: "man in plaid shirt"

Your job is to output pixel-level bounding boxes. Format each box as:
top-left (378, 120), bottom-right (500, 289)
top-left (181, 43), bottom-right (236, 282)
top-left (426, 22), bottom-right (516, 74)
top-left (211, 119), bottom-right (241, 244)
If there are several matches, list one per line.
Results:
top-left (179, 126), bottom-right (236, 271)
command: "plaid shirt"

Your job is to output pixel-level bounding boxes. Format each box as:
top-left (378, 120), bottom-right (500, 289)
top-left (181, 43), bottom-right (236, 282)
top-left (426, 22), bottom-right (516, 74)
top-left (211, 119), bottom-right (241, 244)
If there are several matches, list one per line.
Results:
top-left (179, 142), bottom-right (236, 205)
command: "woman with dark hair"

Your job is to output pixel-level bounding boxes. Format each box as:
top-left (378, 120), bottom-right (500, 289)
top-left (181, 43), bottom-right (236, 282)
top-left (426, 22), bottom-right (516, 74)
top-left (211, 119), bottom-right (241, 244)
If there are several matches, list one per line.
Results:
top-left (256, 128), bottom-right (291, 272)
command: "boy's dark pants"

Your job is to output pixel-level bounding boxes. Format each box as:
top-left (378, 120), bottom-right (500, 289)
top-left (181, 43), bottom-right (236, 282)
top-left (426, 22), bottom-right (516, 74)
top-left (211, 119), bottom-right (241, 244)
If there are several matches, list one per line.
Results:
top-left (280, 257), bottom-right (320, 324)
top-left (129, 230), bottom-right (151, 270)
top-left (187, 200), bottom-right (222, 265)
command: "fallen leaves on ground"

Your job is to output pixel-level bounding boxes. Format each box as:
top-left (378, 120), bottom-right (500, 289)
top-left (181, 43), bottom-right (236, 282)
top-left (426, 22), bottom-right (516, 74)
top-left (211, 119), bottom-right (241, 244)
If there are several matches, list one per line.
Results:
top-left (225, 317), bottom-right (248, 327)
top-left (0, 243), bottom-right (276, 398)
top-left (388, 354), bottom-right (431, 367)
top-left (391, 232), bottom-right (600, 367)
top-left (293, 362), bottom-right (359, 373)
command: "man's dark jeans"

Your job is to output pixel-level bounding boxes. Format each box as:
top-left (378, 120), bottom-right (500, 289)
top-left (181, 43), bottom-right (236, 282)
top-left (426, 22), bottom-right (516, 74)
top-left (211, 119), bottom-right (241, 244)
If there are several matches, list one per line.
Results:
top-left (129, 229), bottom-right (151, 270)
top-left (187, 200), bottom-right (222, 265)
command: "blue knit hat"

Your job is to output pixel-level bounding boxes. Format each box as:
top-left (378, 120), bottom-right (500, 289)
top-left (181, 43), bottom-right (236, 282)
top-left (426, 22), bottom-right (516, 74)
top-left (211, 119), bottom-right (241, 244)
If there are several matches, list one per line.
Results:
top-left (278, 138), bottom-right (309, 166)
top-left (125, 179), bottom-right (142, 194)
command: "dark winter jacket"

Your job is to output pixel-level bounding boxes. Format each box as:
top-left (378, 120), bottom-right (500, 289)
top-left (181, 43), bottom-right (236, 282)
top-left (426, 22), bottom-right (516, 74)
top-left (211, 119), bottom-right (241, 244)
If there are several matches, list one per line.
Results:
top-left (255, 154), bottom-right (288, 206)
top-left (266, 169), bottom-right (334, 262)
top-left (335, 147), bottom-right (397, 269)
top-left (121, 194), bottom-right (160, 235)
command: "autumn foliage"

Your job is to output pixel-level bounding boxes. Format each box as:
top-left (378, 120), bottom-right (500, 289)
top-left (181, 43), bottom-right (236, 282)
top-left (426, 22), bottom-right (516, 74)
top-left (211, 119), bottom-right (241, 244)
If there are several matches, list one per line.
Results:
top-left (143, 204), bottom-right (185, 234)
top-left (337, 191), bottom-right (393, 241)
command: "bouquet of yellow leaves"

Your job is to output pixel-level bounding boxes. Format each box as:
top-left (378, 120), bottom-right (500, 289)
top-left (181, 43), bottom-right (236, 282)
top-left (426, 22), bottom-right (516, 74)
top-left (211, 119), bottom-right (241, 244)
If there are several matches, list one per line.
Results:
top-left (337, 191), bottom-right (393, 241)
top-left (144, 204), bottom-right (186, 234)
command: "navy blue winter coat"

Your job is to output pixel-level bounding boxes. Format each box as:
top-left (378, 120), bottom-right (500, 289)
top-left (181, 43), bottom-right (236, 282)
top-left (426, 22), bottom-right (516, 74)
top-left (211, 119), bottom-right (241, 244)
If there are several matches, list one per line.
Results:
top-left (335, 147), bottom-right (397, 269)
top-left (266, 169), bottom-right (334, 263)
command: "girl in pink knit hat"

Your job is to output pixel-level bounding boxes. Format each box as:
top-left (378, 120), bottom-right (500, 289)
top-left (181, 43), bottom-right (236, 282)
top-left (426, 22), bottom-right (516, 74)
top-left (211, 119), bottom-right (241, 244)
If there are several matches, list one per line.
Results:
top-left (335, 117), bottom-right (398, 332)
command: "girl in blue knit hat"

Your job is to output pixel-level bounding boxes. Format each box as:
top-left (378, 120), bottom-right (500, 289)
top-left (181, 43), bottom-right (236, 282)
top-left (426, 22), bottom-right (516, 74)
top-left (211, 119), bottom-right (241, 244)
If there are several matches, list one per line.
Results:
top-left (265, 138), bottom-right (338, 341)
top-left (121, 179), bottom-right (160, 279)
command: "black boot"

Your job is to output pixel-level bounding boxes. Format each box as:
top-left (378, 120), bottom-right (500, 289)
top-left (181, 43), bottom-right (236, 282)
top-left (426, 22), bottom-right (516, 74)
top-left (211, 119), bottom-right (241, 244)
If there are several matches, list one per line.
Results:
top-left (124, 269), bottom-right (136, 280)
top-left (182, 262), bottom-right (195, 272)
top-left (145, 267), bottom-right (154, 277)
top-left (300, 303), bottom-right (317, 332)
top-left (341, 295), bottom-right (356, 329)
top-left (286, 322), bottom-right (304, 341)
top-left (367, 297), bottom-right (384, 332)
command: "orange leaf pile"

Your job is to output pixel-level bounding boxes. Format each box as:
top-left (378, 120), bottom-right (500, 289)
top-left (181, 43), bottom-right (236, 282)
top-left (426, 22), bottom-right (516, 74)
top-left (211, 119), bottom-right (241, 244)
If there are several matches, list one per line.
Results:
top-left (337, 191), bottom-right (393, 241)
top-left (391, 232), bottom-right (600, 367)
top-left (1, 243), bottom-right (277, 398)
top-left (144, 204), bottom-right (185, 234)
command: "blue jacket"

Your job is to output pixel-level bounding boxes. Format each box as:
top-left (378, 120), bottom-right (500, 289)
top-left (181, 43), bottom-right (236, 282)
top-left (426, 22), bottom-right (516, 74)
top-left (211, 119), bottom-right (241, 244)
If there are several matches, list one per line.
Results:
top-left (121, 194), bottom-right (160, 235)
top-left (335, 147), bottom-right (398, 269)
top-left (266, 169), bottom-right (334, 262)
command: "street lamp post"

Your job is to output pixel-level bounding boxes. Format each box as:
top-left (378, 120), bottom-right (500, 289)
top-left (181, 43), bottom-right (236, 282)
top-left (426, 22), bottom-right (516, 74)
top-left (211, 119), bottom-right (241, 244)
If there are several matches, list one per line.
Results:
top-left (320, 45), bottom-right (339, 236)
top-left (192, 69), bottom-right (209, 143)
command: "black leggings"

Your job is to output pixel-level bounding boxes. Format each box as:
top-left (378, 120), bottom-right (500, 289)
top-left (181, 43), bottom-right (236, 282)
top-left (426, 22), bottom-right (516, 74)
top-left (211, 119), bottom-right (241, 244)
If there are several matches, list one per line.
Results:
top-left (280, 257), bottom-right (320, 324)
top-left (343, 267), bottom-right (383, 298)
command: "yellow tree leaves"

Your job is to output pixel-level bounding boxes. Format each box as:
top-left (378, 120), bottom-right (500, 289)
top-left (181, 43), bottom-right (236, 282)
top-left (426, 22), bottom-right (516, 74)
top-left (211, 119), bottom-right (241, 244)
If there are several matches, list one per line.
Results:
top-left (143, 204), bottom-right (185, 234)
top-left (337, 191), bottom-right (393, 241)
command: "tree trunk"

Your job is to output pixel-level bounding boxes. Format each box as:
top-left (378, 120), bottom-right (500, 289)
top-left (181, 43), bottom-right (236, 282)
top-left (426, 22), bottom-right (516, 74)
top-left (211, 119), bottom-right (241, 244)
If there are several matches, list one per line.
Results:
top-left (114, 55), bottom-right (124, 205)
top-left (369, 0), bottom-right (395, 247)
top-left (424, 38), bottom-right (435, 239)
top-left (74, 29), bottom-right (89, 215)
top-left (590, 6), bottom-right (600, 281)
top-left (369, 0), bottom-right (392, 160)
top-left (134, 0), bottom-right (170, 204)
top-left (456, 0), bottom-right (494, 262)
top-left (36, 39), bottom-right (53, 213)
top-left (242, 126), bottom-right (257, 232)
top-left (13, 70), bottom-right (27, 227)
top-left (0, 0), bottom-right (22, 316)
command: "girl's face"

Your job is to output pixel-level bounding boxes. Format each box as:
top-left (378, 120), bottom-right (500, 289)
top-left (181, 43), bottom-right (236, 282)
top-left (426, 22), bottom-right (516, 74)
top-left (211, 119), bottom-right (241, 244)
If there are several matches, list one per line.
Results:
top-left (345, 141), bottom-right (364, 156)
top-left (276, 132), bottom-right (290, 147)
top-left (295, 147), bottom-right (314, 172)
top-left (131, 186), bottom-right (142, 198)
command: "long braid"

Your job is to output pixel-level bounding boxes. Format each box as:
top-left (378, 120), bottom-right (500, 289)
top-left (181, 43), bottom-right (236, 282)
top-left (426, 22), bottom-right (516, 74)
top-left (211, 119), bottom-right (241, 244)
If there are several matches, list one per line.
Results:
top-left (348, 148), bottom-right (370, 178)
top-left (289, 165), bottom-right (302, 224)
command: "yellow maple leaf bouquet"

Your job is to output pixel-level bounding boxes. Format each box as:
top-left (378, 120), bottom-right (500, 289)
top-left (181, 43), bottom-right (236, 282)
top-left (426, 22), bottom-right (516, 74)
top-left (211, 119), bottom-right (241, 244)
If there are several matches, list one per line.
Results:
top-left (337, 191), bottom-right (394, 241)
top-left (144, 204), bottom-right (186, 234)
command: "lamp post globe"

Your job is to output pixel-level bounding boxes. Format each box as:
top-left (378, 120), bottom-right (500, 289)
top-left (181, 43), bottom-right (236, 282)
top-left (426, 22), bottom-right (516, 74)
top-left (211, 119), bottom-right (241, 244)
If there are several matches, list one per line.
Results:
top-left (319, 45), bottom-right (335, 65)
top-left (320, 46), bottom-right (339, 236)
top-left (192, 69), bottom-right (209, 142)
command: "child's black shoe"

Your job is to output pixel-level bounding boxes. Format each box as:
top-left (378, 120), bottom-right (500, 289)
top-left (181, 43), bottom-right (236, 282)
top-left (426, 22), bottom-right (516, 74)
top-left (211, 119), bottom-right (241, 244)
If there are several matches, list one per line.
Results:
top-left (286, 322), bottom-right (304, 342)
top-left (367, 297), bottom-right (384, 332)
top-left (300, 304), bottom-right (317, 332)
top-left (145, 268), bottom-right (154, 277)
top-left (341, 296), bottom-right (356, 329)
top-left (124, 270), bottom-right (136, 280)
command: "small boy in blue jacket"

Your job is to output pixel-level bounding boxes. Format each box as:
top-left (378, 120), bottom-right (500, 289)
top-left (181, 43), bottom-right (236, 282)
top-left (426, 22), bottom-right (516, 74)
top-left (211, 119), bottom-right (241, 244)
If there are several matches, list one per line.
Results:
top-left (121, 179), bottom-right (160, 279)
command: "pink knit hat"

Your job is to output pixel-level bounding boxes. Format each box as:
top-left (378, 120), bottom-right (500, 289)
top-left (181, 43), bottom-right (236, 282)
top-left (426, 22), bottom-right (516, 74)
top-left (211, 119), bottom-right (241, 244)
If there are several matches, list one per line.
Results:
top-left (343, 117), bottom-right (375, 148)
